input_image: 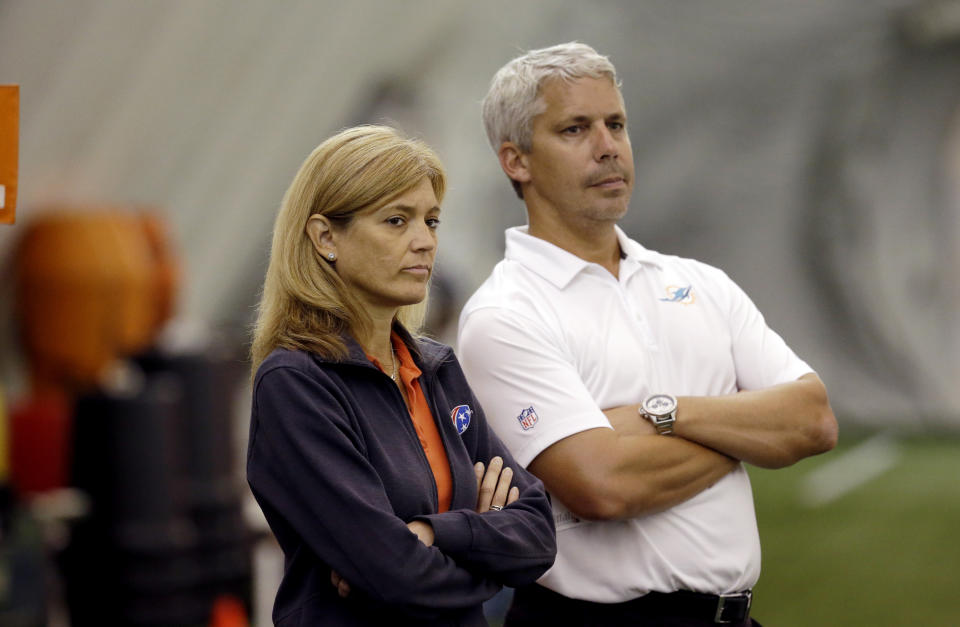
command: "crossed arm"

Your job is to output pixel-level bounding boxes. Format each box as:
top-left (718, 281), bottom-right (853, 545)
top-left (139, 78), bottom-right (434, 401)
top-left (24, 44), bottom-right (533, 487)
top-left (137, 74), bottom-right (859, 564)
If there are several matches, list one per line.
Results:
top-left (334, 456), bottom-right (522, 598)
top-left (250, 365), bottom-right (554, 616)
top-left (528, 373), bottom-right (837, 521)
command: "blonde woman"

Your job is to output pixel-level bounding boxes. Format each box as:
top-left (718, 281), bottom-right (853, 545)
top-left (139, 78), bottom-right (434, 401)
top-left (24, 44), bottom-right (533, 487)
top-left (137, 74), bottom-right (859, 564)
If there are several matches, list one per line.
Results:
top-left (247, 125), bottom-right (556, 626)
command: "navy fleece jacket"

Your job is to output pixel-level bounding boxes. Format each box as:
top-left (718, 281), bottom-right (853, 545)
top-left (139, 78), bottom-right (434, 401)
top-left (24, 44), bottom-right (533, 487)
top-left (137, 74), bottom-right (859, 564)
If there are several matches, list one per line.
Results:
top-left (247, 330), bottom-right (556, 626)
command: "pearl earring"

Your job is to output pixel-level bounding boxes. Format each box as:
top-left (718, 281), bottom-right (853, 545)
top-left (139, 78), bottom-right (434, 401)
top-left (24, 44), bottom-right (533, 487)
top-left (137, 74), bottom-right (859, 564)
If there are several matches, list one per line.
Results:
top-left (327, 252), bottom-right (336, 261)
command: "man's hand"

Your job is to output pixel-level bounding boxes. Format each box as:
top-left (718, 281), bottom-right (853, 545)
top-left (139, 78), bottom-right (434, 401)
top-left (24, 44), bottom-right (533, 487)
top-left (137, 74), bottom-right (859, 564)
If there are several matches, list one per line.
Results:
top-left (474, 456), bottom-right (520, 513)
top-left (604, 404), bottom-right (655, 436)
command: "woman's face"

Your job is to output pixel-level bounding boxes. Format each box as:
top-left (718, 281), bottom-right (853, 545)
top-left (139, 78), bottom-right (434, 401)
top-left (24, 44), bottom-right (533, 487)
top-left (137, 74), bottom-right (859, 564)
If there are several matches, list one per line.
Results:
top-left (328, 177), bottom-right (440, 316)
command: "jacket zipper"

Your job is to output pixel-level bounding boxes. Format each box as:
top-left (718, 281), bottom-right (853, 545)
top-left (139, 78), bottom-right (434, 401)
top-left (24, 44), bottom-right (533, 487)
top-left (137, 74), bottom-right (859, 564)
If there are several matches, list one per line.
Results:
top-left (381, 366), bottom-right (443, 513)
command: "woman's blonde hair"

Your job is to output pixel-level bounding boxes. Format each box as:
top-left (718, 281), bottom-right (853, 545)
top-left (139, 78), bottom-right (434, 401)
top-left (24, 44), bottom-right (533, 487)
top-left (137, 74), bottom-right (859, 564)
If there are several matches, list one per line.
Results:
top-left (250, 125), bottom-right (446, 374)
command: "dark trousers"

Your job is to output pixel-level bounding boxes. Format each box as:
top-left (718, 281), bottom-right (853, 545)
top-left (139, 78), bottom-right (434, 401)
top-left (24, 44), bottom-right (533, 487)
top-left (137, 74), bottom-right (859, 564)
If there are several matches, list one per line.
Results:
top-left (505, 583), bottom-right (762, 627)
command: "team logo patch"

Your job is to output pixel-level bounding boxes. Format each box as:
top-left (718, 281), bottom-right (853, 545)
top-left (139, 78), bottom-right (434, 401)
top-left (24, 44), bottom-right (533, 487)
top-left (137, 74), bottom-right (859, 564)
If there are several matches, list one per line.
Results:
top-left (659, 284), bottom-right (695, 305)
top-left (450, 404), bottom-right (472, 435)
top-left (517, 406), bottom-right (539, 430)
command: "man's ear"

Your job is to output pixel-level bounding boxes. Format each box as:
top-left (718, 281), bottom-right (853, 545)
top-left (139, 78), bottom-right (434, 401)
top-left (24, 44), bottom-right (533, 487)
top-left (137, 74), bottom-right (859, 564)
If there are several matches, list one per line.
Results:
top-left (305, 214), bottom-right (335, 257)
top-left (498, 142), bottom-right (531, 187)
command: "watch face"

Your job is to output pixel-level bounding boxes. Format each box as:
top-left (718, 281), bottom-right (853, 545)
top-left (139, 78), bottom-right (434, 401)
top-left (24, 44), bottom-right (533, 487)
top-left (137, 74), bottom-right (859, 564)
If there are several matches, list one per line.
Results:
top-left (643, 394), bottom-right (677, 417)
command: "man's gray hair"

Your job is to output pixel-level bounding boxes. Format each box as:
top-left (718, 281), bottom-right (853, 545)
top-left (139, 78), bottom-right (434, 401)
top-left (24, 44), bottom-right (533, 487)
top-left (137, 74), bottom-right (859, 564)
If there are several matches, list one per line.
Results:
top-left (481, 42), bottom-right (620, 154)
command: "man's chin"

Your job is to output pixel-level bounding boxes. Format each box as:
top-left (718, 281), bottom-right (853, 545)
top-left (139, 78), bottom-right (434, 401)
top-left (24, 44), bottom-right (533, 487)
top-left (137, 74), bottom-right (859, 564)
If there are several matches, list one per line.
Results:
top-left (588, 202), bottom-right (629, 222)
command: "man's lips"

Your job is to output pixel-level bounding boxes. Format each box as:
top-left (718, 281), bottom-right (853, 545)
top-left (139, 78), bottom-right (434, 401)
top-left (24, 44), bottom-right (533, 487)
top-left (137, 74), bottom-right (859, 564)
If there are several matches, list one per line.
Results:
top-left (587, 171), bottom-right (630, 188)
top-left (591, 176), bottom-right (626, 188)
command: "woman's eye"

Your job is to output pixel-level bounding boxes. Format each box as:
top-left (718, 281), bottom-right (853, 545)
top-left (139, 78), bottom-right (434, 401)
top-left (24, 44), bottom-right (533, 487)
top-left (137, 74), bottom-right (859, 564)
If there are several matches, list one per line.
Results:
top-left (386, 216), bottom-right (405, 226)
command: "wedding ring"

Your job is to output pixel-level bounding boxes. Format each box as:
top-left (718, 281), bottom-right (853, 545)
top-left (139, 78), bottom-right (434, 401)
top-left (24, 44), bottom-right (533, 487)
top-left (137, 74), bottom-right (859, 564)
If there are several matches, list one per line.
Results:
top-left (490, 505), bottom-right (503, 511)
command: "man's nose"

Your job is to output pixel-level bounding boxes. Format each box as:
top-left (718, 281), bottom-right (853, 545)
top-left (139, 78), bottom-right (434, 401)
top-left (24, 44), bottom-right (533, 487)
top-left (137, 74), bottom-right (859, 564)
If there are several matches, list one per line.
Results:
top-left (593, 126), bottom-right (619, 161)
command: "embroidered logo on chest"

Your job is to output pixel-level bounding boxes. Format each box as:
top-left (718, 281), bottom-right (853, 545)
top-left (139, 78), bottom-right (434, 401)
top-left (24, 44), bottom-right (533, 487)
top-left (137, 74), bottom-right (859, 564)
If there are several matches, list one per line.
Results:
top-left (517, 406), bottom-right (539, 430)
top-left (450, 404), bottom-right (472, 435)
top-left (659, 284), bottom-right (695, 305)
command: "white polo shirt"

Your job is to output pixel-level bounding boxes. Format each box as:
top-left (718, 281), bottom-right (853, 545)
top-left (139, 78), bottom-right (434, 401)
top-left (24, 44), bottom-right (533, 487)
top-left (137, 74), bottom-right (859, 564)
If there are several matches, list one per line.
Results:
top-left (457, 225), bottom-right (813, 602)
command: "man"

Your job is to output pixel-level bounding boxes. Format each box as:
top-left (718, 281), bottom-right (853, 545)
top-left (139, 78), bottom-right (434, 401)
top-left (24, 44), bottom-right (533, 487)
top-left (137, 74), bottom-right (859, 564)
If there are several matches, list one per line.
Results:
top-left (457, 42), bottom-right (838, 627)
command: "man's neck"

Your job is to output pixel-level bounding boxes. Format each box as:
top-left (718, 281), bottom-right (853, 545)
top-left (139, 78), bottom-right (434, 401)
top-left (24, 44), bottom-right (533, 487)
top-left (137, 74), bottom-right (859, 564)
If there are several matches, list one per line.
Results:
top-left (528, 216), bottom-right (622, 278)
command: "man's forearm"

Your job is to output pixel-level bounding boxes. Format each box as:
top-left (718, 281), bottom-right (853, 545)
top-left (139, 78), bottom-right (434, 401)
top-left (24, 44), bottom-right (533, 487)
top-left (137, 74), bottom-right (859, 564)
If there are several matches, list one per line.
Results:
top-left (531, 410), bottom-right (738, 521)
top-left (605, 431), bottom-right (739, 518)
top-left (674, 373), bottom-right (838, 468)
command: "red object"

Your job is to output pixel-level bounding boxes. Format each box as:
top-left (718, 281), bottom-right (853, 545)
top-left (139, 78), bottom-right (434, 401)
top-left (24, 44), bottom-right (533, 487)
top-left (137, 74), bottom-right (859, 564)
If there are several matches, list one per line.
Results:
top-left (209, 595), bottom-right (249, 627)
top-left (9, 393), bottom-right (71, 494)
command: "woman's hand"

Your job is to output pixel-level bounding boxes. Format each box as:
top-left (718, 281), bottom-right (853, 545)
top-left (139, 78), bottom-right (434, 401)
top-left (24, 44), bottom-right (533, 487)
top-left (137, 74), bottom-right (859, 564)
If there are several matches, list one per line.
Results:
top-left (474, 456), bottom-right (520, 513)
top-left (331, 570), bottom-right (351, 598)
top-left (329, 459), bottom-right (519, 599)
top-left (406, 519), bottom-right (435, 546)
top-left (331, 520), bottom-right (436, 597)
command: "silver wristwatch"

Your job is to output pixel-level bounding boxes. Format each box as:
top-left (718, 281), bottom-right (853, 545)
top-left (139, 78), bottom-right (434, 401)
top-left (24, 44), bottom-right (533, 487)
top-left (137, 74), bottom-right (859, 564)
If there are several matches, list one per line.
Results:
top-left (640, 393), bottom-right (678, 435)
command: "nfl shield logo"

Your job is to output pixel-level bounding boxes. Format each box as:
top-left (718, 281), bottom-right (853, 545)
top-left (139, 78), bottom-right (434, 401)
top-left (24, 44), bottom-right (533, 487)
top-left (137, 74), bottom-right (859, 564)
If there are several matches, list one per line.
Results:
top-left (451, 404), bottom-right (472, 435)
top-left (517, 406), bottom-right (539, 430)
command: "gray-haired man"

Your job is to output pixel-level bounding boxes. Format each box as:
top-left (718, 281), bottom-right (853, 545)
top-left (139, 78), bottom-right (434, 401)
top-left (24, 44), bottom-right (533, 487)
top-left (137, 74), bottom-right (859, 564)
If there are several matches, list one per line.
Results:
top-left (458, 42), bottom-right (838, 626)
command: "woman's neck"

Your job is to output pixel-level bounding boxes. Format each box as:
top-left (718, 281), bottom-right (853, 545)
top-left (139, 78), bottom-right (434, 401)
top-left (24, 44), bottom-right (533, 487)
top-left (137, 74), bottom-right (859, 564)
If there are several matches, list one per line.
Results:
top-left (357, 310), bottom-right (397, 368)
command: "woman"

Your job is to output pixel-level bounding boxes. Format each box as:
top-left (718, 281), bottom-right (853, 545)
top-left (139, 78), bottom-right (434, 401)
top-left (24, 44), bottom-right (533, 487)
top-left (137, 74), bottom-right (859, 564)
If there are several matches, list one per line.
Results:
top-left (247, 125), bottom-right (556, 626)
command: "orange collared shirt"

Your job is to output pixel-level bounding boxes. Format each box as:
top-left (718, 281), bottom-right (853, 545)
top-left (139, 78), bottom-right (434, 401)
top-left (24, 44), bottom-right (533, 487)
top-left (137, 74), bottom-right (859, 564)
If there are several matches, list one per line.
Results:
top-left (368, 334), bottom-right (453, 513)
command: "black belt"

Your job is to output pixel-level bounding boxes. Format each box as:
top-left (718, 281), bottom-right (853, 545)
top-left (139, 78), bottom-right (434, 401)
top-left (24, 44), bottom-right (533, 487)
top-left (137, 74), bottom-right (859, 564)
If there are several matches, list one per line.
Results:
top-left (511, 583), bottom-right (753, 625)
top-left (638, 589), bottom-right (753, 624)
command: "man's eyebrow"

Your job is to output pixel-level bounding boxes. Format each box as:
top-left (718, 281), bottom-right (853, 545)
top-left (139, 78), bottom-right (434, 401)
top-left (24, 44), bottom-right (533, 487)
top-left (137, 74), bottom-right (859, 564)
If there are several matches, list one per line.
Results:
top-left (556, 112), bottom-right (626, 126)
top-left (555, 114), bottom-right (592, 127)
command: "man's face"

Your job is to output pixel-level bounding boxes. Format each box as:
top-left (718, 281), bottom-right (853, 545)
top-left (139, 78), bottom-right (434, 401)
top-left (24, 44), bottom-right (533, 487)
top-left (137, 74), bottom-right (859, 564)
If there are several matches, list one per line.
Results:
top-left (521, 76), bottom-right (634, 227)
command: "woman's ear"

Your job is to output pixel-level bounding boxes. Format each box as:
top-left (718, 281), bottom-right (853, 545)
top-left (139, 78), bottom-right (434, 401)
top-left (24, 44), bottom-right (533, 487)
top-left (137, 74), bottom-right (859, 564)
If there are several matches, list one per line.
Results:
top-left (305, 214), bottom-right (335, 257)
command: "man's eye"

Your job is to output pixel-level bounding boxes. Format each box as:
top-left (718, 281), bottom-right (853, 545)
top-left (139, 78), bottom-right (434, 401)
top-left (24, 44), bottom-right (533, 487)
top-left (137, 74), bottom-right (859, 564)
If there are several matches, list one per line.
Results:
top-left (426, 218), bottom-right (441, 229)
top-left (563, 125), bottom-right (584, 135)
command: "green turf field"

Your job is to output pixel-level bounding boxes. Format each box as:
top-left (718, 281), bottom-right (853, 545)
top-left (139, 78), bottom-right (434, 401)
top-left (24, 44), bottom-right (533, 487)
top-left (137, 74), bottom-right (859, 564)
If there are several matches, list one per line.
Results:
top-left (748, 433), bottom-right (960, 626)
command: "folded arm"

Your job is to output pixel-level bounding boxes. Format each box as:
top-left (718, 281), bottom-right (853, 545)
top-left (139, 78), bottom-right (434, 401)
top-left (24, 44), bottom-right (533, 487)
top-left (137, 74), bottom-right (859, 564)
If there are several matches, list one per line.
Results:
top-left (534, 372), bottom-right (837, 520)
top-left (248, 366), bottom-right (500, 617)
top-left (528, 418), bottom-right (737, 521)
top-left (416, 383), bottom-right (557, 586)
top-left (672, 373), bottom-right (838, 468)
top-left (458, 308), bottom-right (737, 522)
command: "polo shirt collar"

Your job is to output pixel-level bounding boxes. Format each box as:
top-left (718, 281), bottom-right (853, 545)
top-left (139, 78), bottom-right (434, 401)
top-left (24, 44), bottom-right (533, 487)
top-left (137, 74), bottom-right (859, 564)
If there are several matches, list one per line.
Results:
top-left (504, 225), bottom-right (662, 289)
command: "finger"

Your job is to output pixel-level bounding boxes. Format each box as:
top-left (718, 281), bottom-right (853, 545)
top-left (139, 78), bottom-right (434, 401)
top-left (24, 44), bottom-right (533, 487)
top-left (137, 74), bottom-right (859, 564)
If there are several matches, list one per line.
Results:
top-left (477, 456), bottom-right (503, 512)
top-left (474, 462), bottom-right (485, 491)
top-left (331, 570), bottom-right (341, 587)
top-left (337, 579), bottom-right (351, 598)
top-left (490, 466), bottom-right (513, 509)
top-left (507, 485), bottom-right (520, 505)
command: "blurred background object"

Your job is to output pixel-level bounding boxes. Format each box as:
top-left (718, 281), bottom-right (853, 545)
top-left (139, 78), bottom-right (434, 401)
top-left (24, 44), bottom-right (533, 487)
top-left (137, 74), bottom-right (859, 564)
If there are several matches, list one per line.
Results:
top-left (0, 84), bottom-right (17, 225)
top-left (0, 1), bottom-right (958, 625)
top-left (4, 208), bottom-right (251, 626)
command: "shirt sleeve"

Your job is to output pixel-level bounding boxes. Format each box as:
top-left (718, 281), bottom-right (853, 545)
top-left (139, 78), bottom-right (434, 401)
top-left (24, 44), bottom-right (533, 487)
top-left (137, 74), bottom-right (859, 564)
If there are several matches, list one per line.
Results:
top-left (457, 305), bottom-right (612, 468)
top-left (721, 270), bottom-right (815, 390)
top-left (247, 365), bottom-right (499, 617)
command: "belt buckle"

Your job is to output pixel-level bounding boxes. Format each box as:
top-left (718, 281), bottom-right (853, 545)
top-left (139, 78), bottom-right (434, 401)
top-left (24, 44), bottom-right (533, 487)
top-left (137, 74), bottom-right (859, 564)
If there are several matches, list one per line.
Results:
top-left (714, 590), bottom-right (752, 624)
